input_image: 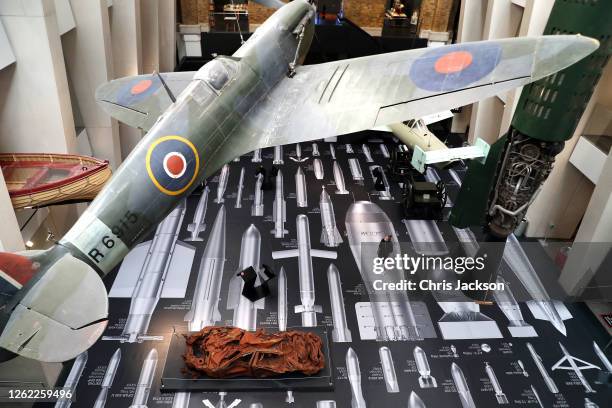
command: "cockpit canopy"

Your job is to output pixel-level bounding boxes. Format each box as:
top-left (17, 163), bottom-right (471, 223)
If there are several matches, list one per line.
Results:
top-left (194, 57), bottom-right (239, 92)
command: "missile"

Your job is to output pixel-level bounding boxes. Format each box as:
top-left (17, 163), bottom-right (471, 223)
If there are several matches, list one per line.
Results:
top-left (252, 174), bottom-right (264, 216)
top-left (492, 275), bottom-right (537, 337)
top-left (413, 346), bottom-right (436, 388)
top-left (235, 167), bottom-right (245, 208)
top-left (346, 143), bottom-right (354, 154)
top-left (129, 348), bottom-right (158, 408)
top-left (313, 158), bottom-right (324, 180)
top-left (346, 347), bottom-right (367, 408)
top-left (449, 168), bottom-right (462, 186)
top-left (271, 170), bottom-right (288, 238)
top-left (285, 391), bottom-right (294, 404)
top-left (317, 401), bottom-right (336, 408)
top-left (272, 215), bottom-right (336, 327)
top-left (55, 351), bottom-right (88, 408)
top-left (252, 148), bottom-right (262, 162)
top-left (362, 144), bottom-right (374, 162)
top-left (320, 187), bottom-right (343, 247)
top-left (369, 165), bottom-right (393, 200)
top-left (348, 158), bottom-right (364, 180)
top-left (312, 143), bottom-right (320, 156)
top-left (518, 360), bottom-right (528, 377)
top-left (290, 143), bottom-right (308, 162)
top-left (227, 225), bottom-right (265, 330)
top-left (379, 346), bottom-right (399, 393)
top-left (214, 164), bottom-right (230, 203)
top-left (278, 266), bottom-right (287, 331)
top-left (526, 342), bottom-right (559, 394)
top-left (171, 392), bottom-right (190, 408)
top-left (485, 362), bottom-right (508, 404)
top-left (93, 349), bottom-right (121, 408)
top-left (333, 161), bottom-right (349, 194)
top-left (379, 144), bottom-right (390, 159)
top-left (104, 201), bottom-right (189, 342)
top-left (593, 341), bottom-right (612, 373)
top-left (185, 186), bottom-right (209, 241)
top-left (295, 166), bottom-right (308, 207)
top-left (327, 263), bottom-right (351, 342)
top-left (408, 392), bottom-right (427, 408)
top-left (584, 398), bottom-right (599, 408)
top-left (274, 145), bottom-right (284, 164)
top-left (530, 385), bottom-right (544, 408)
top-left (552, 341), bottom-right (600, 393)
top-left (504, 234), bottom-right (569, 336)
top-left (203, 392), bottom-right (241, 408)
top-left (329, 143), bottom-right (336, 159)
top-left (185, 206), bottom-right (226, 331)
top-left (451, 362), bottom-right (476, 408)
top-left (345, 201), bottom-right (420, 340)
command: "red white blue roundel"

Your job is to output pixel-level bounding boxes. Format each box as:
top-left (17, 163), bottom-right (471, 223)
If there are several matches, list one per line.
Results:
top-left (146, 136), bottom-right (200, 196)
top-left (409, 43), bottom-right (502, 92)
top-left (117, 75), bottom-right (162, 106)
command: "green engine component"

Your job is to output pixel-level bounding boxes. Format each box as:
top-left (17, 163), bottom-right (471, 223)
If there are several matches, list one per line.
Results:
top-left (512, 0), bottom-right (612, 142)
top-left (450, 0), bottom-right (612, 232)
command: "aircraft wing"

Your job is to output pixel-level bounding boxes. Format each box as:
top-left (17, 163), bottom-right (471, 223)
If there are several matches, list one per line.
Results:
top-left (244, 35), bottom-right (597, 150)
top-left (95, 71), bottom-right (196, 131)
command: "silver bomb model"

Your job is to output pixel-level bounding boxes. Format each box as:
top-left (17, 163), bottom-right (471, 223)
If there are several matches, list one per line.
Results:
top-left (333, 161), bottom-right (349, 194)
top-left (348, 158), bottom-right (364, 180)
top-left (451, 362), bottom-right (476, 408)
top-left (185, 206), bottom-right (226, 331)
top-left (274, 145), bottom-right (284, 164)
top-left (252, 173), bottom-right (264, 216)
top-left (251, 148), bottom-right (262, 163)
top-left (327, 263), bottom-right (352, 342)
top-left (320, 187), bottom-right (343, 247)
top-left (55, 351), bottom-right (88, 408)
top-left (362, 144), bottom-right (374, 162)
top-left (314, 158), bottom-right (324, 180)
top-left (214, 164), bottom-right (230, 203)
top-left (414, 346), bottom-right (436, 388)
top-left (104, 201), bottom-right (190, 342)
top-left (93, 349), bottom-right (121, 408)
top-left (273, 215), bottom-right (336, 326)
top-left (227, 225), bottom-right (265, 331)
top-left (492, 274), bottom-right (537, 337)
top-left (296, 166), bottom-right (308, 207)
top-left (346, 347), bottom-right (367, 408)
top-left (379, 346), bottom-right (399, 393)
top-left (485, 362), bottom-right (508, 404)
top-left (185, 186), bottom-right (209, 241)
top-left (345, 201), bottom-right (420, 340)
top-left (129, 348), bottom-right (158, 408)
top-left (312, 143), bottom-right (320, 156)
top-left (278, 266), bottom-right (287, 331)
top-left (271, 170), bottom-right (288, 238)
top-left (235, 167), bottom-right (245, 208)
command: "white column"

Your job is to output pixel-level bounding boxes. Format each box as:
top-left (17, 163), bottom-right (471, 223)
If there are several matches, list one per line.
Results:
top-left (560, 151), bottom-right (612, 295)
top-left (63, 0), bottom-right (121, 168)
top-left (110, 0), bottom-right (143, 157)
top-left (0, 168), bottom-right (24, 252)
top-left (158, 0), bottom-right (176, 72)
top-left (141, 0), bottom-right (159, 74)
top-left (0, 0), bottom-right (77, 154)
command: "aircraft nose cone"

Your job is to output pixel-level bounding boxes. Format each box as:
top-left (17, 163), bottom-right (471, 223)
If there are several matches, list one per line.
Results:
top-left (532, 35), bottom-right (599, 80)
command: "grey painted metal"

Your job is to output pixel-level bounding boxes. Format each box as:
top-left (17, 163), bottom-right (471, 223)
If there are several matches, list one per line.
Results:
top-left (362, 144), bottom-right (374, 163)
top-left (526, 342), bottom-right (559, 394)
top-left (251, 148), bottom-right (262, 163)
top-left (273, 145), bottom-right (284, 164)
top-left (278, 266), bottom-right (287, 331)
top-left (312, 142), bottom-right (320, 156)
top-left (329, 143), bottom-right (336, 159)
top-left (485, 362), bottom-right (508, 404)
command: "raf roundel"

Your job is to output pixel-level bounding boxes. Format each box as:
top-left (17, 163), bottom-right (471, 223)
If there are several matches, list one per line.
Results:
top-left (146, 136), bottom-right (200, 196)
top-left (410, 43), bottom-right (502, 92)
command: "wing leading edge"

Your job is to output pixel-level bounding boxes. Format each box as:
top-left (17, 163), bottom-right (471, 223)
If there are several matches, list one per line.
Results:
top-left (242, 35), bottom-right (598, 150)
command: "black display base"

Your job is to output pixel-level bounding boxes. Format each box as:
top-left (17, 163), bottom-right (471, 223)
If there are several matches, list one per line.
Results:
top-left (160, 327), bottom-right (334, 392)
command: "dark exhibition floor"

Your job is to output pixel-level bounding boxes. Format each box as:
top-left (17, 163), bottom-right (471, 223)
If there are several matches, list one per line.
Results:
top-left (42, 134), bottom-right (611, 408)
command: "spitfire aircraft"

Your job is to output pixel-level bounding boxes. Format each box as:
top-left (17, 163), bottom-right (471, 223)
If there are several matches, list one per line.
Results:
top-left (0, 0), bottom-right (599, 362)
